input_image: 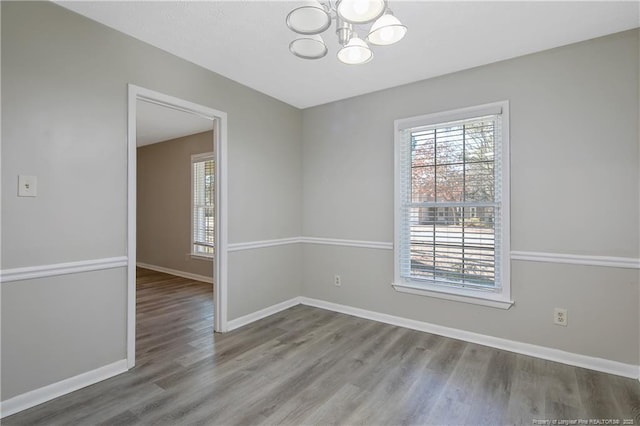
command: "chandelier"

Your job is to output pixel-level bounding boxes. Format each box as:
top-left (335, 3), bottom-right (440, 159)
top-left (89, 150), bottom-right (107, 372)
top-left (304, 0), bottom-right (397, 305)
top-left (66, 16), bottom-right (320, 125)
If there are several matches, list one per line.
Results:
top-left (286, 0), bottom-right (407, 65)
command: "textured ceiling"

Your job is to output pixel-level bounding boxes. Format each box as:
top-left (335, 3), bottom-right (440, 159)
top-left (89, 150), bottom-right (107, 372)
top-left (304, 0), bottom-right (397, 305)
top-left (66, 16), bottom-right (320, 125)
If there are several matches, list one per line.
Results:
top-left (57, 1), bottom-right (639, 109)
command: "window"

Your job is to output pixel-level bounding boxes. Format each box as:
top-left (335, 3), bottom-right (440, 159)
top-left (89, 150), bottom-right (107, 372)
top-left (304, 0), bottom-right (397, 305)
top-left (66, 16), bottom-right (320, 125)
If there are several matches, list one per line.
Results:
top-left (192, 153), bottom-right (215, 257)
top-left (393, 102), bottom-right (511, 309)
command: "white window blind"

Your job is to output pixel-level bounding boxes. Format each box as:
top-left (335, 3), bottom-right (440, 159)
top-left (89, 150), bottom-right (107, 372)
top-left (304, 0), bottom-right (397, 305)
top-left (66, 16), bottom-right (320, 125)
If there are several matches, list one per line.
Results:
top-left (396, 103), bottom-right (508, 295)
top-left (192, 153), bottom-right (215, 256)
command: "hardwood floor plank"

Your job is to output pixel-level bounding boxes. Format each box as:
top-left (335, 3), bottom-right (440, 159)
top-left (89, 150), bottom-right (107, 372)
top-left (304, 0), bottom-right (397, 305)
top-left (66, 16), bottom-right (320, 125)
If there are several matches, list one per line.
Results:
top-left (609, 375), bottom-right (640, 423)
top-left (96, 410), bottom-right (140, 426)
top-left (340, 331), bottom-right (445, 425)
top-left (297, 383), bottom-right (372, 426)
top-left (426, 343), bottom-right (495, 425)
top-left (3, 268), bottom-right (638, 425)
top-left (504, 355), bottom-right (545, 425)
top-left (464, 349), bottom-right (517, 425)
top-left (541, 358), bottom-right (585, 420)
top-left (576, 368), bottom-right (623, 419)
top-left (256, 322), bottom-right (402, 425)
top-left (205, 318), bottom-right (379, 425)
top-left (263, 323), bottom-right (403, 426)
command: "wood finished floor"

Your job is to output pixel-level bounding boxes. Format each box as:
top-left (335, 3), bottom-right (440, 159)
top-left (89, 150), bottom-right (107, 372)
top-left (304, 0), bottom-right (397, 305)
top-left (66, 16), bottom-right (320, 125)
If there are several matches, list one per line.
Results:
top-left (5, 268), bottom-right (639, 425)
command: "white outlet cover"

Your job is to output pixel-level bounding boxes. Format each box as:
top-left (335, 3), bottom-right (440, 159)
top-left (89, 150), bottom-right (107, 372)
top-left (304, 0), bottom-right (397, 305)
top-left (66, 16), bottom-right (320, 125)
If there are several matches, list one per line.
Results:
top-left (18, 175), bottom-right (37, 197)
top-left (553, 308), bottom-right (568, 326)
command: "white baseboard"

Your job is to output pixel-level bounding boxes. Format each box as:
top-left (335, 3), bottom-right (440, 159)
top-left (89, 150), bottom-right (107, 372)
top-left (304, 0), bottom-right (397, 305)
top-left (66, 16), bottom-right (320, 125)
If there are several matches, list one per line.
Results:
top-left (136, 262), bottom-right (213, 284)
top-left (298, 297), bottom-right (639, 380)
top-left (0, 359), bottom-right (128, 419)
top-left (221, 295), bottom-right (639, 379)
top-left (227, 297), bottom-right (302, 331)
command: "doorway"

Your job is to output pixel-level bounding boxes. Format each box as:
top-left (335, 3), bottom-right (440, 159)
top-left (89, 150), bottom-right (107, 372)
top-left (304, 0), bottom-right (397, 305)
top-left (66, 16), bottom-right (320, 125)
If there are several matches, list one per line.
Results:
top-left (126, 85), bottom-right (228, 368)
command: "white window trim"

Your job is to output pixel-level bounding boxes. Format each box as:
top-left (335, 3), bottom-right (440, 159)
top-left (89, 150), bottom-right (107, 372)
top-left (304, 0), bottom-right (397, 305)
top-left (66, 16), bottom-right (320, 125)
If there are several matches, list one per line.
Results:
top-left (392, 101), bottom-right (512, 310)
top-left (189, 252), bottom-right (214, 261)
top-left (191, 152), bottom-right (215, 260)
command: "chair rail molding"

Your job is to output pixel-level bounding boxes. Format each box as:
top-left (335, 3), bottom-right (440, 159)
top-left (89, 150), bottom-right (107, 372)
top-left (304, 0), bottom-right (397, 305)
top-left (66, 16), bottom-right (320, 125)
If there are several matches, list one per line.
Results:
top-left (225, 236), bottom-right (640, 270)
top-left (227, 237), bottom-right (303, 252)
top-left (0, 257), bottom-right (128, 283)
top-left (511, 251), bottom-right (640, 269)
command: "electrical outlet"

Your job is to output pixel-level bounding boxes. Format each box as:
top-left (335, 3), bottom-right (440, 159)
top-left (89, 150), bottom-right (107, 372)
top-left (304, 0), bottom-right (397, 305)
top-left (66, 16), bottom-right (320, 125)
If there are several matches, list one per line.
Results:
top-left (334, 275), bottom-right (341, 287)
top-left (554, 308), bottom-right (568, 326)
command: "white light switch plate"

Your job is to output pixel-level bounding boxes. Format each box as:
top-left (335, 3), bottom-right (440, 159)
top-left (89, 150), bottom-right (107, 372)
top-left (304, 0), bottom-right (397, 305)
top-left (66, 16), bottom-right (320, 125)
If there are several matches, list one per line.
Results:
top-left (18, 175), bottom-right (37, 197)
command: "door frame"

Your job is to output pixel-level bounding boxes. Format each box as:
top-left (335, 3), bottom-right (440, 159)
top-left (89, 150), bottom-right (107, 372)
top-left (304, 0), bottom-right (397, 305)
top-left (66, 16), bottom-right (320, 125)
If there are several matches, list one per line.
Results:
top-left (126, 84), bottom-right (228, 368)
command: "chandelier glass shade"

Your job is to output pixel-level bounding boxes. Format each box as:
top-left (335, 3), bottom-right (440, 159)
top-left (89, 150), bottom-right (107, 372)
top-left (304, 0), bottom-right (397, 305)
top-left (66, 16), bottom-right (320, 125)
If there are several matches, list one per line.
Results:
top-left (286, 0), bottom-right (406, 65)
top-left (286, 4), bottom-right (332, 35)
top-left (337, 34), bottom-right (373, 64)
top-left (289, 34), bottom-right (329, 59)
top-left (336, 0), bottom-right (385, 24)
top-left (366, 11), bottom-right (407, 45)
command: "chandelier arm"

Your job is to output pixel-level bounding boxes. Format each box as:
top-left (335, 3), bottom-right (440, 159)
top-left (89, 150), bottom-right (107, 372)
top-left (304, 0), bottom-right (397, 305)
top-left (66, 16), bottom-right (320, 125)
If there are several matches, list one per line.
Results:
top-left (335, 16), bottom-right (353, 46)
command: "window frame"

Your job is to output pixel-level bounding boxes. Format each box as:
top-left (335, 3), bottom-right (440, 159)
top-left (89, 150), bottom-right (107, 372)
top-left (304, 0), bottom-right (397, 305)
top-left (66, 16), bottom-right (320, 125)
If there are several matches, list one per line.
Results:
top-left (393, 101), bottom-right (512, 309)
top-left (191, 152), bottom-right (215, 260)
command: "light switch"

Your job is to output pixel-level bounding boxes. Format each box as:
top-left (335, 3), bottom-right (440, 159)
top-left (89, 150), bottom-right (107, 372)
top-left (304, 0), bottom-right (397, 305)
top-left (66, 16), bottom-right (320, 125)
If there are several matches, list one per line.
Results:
top-left (18, 175), bottom-right (37, 197)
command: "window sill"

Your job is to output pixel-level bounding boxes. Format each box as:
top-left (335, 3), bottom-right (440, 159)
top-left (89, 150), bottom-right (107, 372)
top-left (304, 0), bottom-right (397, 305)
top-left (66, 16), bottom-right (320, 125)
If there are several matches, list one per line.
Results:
top-left (190, 253), bottom-right (214, 261)
top-left (391, 281), bottom-right (513, 310)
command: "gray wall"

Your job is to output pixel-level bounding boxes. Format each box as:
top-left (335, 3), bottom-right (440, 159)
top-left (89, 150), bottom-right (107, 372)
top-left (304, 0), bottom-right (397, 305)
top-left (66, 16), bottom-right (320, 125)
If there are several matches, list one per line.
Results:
top-left (1, 1), bottom-right (302, 401)
top-left (1, 269), bottom-right (127, 398)
top-left (137, 131), bottom-right (214, 279)
top-left (301, 30), bottom-right (640, 365)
